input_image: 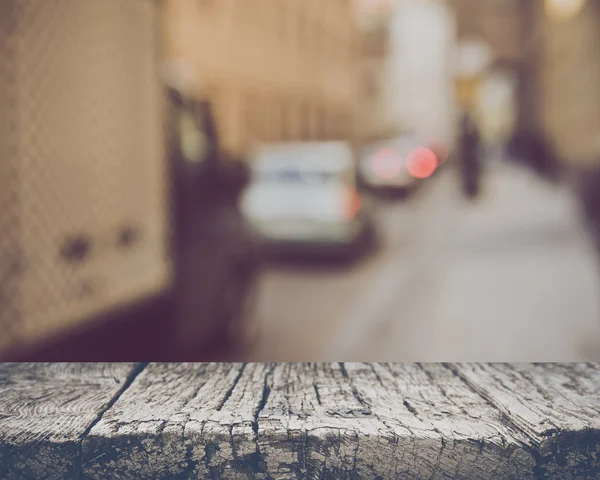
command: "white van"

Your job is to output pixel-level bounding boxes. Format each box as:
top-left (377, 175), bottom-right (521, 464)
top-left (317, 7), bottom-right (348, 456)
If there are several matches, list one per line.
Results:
top-left (241, 142), bottom-right (377, 256)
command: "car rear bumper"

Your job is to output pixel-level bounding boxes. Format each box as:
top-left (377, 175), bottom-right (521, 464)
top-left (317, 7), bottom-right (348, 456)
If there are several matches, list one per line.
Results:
top-left (256, 221), bottom-right (375, 258)
top-left (365, 182), bottom-right (419, 197)
top-left (260, 238), bottom-right (357, 256)
top-left (365, 177), bottom-right (414, 187)
top-left (360, 174), bottom-right (417, 190)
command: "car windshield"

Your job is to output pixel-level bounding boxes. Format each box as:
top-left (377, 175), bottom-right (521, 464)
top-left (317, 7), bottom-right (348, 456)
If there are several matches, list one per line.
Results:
top-left (254, 168), bottom-right (345, 185)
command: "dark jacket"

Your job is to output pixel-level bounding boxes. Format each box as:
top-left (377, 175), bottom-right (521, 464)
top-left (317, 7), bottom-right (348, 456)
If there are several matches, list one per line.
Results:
top-left (460, 116), bottom-right (480, 170)
top-left (507, 131), bottom-right (560, 181)
top-left (579, 163), bottom-right (600, 234)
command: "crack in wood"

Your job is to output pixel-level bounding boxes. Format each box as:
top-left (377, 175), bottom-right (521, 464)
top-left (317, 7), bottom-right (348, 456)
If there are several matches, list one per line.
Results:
top-left (2, 363), bottom-right (600, 479)
top-left (217, 363), bottom-right (246, 412)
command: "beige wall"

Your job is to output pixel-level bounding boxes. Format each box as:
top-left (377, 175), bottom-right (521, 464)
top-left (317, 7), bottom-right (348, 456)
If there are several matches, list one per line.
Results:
top-left (451, 0), bottom-right (523, 63)
top-left (451, 0), bottom-right (533, 135)
top-left (453, 0), bottom-right (600, 166)
top-left (536, 0), bottom-right (600, 166)
top-left (357, 20), bottom-right (393, 142)
top-left (162, 0), bottom-right (359, 157)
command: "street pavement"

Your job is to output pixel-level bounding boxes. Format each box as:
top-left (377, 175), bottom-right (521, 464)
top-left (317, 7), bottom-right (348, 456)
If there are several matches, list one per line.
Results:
top-left (249, 160), bottom-right (600, 361)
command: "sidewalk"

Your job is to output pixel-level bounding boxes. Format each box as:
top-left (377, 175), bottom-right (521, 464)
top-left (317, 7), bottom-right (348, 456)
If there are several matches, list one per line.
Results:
top-left (460, 160), bottom-right (586, 239)
top-left (424, 161), bottom-right (600, 360)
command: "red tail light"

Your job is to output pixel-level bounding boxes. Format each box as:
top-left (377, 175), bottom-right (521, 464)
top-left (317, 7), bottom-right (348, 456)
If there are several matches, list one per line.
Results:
top-left (370, 147), bottom-right (403, 179)
top-left (406, 147), bottom-right (438, 179)
top-left (344, 188), bottom-right (362, 219)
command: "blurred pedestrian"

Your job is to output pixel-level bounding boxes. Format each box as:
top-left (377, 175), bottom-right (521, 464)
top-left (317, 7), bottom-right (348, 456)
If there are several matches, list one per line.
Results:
top-left (578, 154), bottom-right (600, 257)
top-left (506, 130), bottom-right (560, 183)
top-left (459, 113), bottom-right (482, 199)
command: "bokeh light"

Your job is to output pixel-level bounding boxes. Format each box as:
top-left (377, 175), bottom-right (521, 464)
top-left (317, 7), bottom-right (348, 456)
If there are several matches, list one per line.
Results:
top-left (406, 147), bottom-right (438, 179)
top-left (545, 0), bottom-right (586, 21)
top-left (370, 147), bottom-right (404, 179)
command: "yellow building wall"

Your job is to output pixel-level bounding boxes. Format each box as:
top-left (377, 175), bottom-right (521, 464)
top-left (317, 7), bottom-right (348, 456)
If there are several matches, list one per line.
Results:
top-left (537, 0), bottom-right (600, 166)
top-left (162, 0), bottom-right (360, 157)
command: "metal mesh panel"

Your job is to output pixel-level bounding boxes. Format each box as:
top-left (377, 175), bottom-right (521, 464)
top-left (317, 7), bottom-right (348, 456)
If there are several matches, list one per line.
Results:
top-left (0, 0), bottom-right (172, 353)
top-left (0, 0), bottom-right (21, 343)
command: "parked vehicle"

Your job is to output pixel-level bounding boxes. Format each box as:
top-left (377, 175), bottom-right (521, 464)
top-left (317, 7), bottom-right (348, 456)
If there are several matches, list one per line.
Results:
top-left (166, 83), bottom-right (262, 357)
top-left (357, 133), bottom-right (440, 196)
top-left (241, 142), bottom-right (377, 258)
top-left (0, 0), bottom-right (261, 361)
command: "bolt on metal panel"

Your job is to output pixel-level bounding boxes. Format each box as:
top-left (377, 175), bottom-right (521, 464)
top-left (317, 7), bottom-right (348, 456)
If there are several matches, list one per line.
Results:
top-left (0, 0), bottom-right (172, 353)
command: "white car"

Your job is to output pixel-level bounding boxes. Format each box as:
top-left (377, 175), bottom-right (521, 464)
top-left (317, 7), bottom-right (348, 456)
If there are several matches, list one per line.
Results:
top-left (358, 133), bottom-right (440, 195)
top-left (241, 142), bottom-right (377, 257)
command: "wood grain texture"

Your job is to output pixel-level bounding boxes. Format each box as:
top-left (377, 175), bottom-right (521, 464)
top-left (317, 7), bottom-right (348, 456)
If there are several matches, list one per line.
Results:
top-left (1, 363), bottom-right (599, 479)
top-left (0, 363), bottom-right (142, 480)
top-left (449, 362), bottom-right (600, 478)
top-left (81, 363), bottom-right (600, 479)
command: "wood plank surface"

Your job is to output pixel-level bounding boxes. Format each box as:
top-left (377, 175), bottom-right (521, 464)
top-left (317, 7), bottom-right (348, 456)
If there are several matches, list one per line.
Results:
top-left (1, 363), bottom-right (599, 479)
top-left (449, 363), bottom-right (600, 478)
top-left (0, 363), bottom-right (142, 479)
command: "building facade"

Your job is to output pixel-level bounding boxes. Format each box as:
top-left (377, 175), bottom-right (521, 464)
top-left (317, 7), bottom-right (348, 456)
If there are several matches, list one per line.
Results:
top-left (162, 0), bottom-right (360, 157)
top-left (452, 0), bottom-right (600, 166)
top-left (451, 0), bottom-right (523, 64)
top-left (355, 2), bottom-right (395, 142)
top-left (451, 0), bottom-right (524, 141)
top-left (533, 0), bottom-right (600, 166)
top-left (387, 0), bottom-right (458, 148)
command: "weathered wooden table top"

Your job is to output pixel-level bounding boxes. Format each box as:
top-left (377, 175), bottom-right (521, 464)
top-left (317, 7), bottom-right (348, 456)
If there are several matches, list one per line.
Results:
top-left (0, 363), bottom-right (599, 479)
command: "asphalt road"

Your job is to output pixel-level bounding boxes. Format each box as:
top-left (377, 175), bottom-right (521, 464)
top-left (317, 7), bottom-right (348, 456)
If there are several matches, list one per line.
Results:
top-left (249, 161), bottom-right (600, 362)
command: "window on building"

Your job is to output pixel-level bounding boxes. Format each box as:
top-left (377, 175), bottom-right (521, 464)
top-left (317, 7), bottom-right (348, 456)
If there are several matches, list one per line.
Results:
top-left (318, 106), bottom-right (328, 140)
top-left (197, 0), bottom-right (215, 8)
top-left (345, 20), bottom-right (356, 61)
top-left (313, 23), bottom-right (323, 57)
top-left (293, 102), bottom-right (303, 140)
top-left (297, 9), bottom-right (308, 50)
top-left (331, 112), bottom-right (340, 140)
top-left (245, 92), bottom-right (265, 147)
top-left (332, 111), bottom-right (344, 140)
top-left (311, 106), bottom-right (320, 140)
top-left (280, 102), bottom-right (289, 142)
top-left (333, 110), bottom-right (343, 140)
top-left (262, 99), bottom-right (272, 143)
top-left (342, 110), bottom-right (354, 139)
top-left (276, 2), bottom-right (288, 40)
top-left (278, 105), bottom-right (286, 141)
top-left (253, 97), bottom-right (267, 143)
top-left (289, 103), bottom-right (299, 140)
top-left (265, 99), bottom-right (273, 142)
top-left (364, 72), bottom-right (378, 98)
top-left (245, 93), bottom-right (255, 134)
top-left (301, 103), bottom-right (312, 140)
top-left (323, 111), bottom-right (331, 140)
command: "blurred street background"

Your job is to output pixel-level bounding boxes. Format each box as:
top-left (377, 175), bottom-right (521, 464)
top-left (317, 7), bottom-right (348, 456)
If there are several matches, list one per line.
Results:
top-left (2, 0), bottom-right (600, 361)
top-left (252, 158), bottom-right (600, 361)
